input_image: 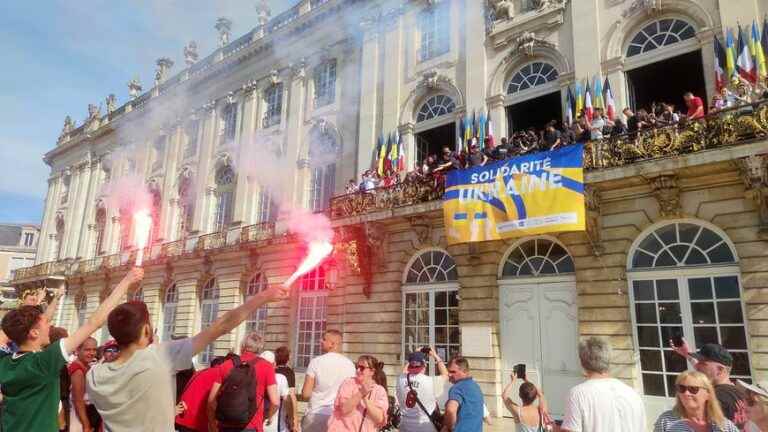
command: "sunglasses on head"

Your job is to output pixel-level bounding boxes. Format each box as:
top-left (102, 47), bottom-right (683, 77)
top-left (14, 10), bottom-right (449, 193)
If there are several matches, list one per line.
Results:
top-left (677, 384), bottom-right (702, 395)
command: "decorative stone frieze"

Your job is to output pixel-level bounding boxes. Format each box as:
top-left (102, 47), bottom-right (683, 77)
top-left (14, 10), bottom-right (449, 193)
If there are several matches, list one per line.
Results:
top-left (621, 0), bottom-right (663, 18)
top-left (421, 70), bottom-right (454, 90)
top-left (738, 154), bottom-right (768, 236)
top-left (648, 174), bottom-right (681, 218)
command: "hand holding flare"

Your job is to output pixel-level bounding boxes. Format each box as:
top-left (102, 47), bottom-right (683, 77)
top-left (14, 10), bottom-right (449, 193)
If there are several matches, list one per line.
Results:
top-left (133, 210), bottom-right (152, 267)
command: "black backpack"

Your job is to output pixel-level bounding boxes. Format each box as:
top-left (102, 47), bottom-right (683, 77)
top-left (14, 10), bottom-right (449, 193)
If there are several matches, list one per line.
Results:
top-left (215, 355), bottom-right (260, 427)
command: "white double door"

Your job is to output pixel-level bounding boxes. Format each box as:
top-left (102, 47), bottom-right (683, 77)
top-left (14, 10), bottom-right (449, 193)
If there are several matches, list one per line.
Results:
top-left (499, 279), bottom-right (582, 418)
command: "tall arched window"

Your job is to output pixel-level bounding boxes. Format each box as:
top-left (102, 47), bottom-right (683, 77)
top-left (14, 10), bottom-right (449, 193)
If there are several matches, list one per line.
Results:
top-left (626, 18), bottom-right (696, 57)
top-left (162, 283), bottom-right (178, 341)
top-left (506, 62), bottom-right (559, 95)
top-left (314, 60), bottom-right (337, 107)
top-left (177, 169), bottom-right (195, 239)
top-left (628, 221), bottom-right (749, 398)
top-left (263, 83), bottom-right (284, 128)
top-left (402, 250), bottom-right (460, 364)
top-left (306, 124), bottom-right (340, 212)
top-left (214, 165), bottom-right (236, 231)
top-left (199, 278), bottom-right (220, 365)
top-left (94, 206), bottom-right (106, 256)
top-left (416, 95), bottom-right (456, 123)
top-left (245, 273), bottom-right (269, 335)
top-left (296, 267), bottom-right (328, 368)
top-left (75, 292), bottom-right (87, 327)
top-left (501, 238), bottom-right (575, 277)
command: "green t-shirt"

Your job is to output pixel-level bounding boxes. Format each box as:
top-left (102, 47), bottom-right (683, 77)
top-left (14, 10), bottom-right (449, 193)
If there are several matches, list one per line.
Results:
top-left (0, 339), bottom-right (67, 432)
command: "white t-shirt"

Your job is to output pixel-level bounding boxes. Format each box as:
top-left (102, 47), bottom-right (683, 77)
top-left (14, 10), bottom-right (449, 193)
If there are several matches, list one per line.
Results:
top-left (395, 373), bottom-right (439, 432)
top-left (264, 373), bottom-right (290, 432)
top-left (561, 378), bottom-right (646, 432)
top-left (305, 352), bottom-right (355, 415)
top-left (86, 338), bottom-right (194, 432)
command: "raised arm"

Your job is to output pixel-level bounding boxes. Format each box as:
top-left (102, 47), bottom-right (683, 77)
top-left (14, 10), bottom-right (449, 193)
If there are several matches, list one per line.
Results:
top-left (43, 285), bottom-right (66, 322)
top-left (502, 375), bottom-right (519, 417)
top-left (190, 284), bottom-right (288, 355)
top-left (64, 268), bottom-right (144, 354)
top-left (428, 347), bottom-right (448, 378)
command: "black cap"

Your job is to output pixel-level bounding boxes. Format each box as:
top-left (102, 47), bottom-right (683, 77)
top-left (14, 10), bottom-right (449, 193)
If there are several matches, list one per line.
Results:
top-left (691, 343), bottom-right (733, 367)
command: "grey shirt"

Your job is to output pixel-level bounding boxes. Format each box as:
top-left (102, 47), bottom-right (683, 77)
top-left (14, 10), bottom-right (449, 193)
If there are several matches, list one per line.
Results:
top-left (86, 338), bottom-right (195, 432)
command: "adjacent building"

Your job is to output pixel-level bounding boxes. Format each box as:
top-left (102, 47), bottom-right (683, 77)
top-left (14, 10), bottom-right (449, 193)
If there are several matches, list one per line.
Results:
top-left (0, 224), bottom-right (39, 312)
top-left (11, 0), bottom-right (768, 425)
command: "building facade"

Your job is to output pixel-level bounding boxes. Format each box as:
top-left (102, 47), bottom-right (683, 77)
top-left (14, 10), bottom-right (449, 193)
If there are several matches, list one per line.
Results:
top-left (12, 0), bottom-right (768, 425)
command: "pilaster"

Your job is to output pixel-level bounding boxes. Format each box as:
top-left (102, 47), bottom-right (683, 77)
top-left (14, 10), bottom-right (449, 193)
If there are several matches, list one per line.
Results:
top-left (355, 24), bottom-right (381, 177)
top-left (194, 102), bottom-right (218, 234)
top-left (462, 0), bottom-right (488, 111)
top-left (285, 64), bottom-right (308, 210)
top-left (570, 0), bottom-right (602, 79)
top-left (235, 86), bottom-right (260, 225)
top-left (380, 12), bottom-right (404, 135)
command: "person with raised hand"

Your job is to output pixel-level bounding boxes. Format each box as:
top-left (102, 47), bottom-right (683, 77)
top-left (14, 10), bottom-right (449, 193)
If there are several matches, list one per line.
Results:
top-left (0, 267), bottom-right (144, 432)
top-left (86, 281), bottom-right (288, 432)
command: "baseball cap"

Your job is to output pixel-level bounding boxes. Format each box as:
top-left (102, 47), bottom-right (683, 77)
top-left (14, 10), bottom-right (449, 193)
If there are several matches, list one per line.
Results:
top-left (407, 352), bottom-right (426, 367)
top-left (737, 380), bottom-right (768, 399)
top-left (690, 343), bottom-right (733, 367)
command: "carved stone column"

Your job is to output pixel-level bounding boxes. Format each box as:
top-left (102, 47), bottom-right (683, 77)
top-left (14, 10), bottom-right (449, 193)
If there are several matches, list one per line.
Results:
top-left (738, 155), bottom-right (768, 237)
top-left (649, 174), bottom-right (681, 219)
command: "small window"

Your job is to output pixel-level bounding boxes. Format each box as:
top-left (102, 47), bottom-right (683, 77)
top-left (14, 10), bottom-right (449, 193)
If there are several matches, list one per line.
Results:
top-left (502, 238), bottom-right (575, 277)
top-left (419, 4), bottom-right (450, 61)
top-left (626, 18), bottom-right (696, 57)
top-left (222, 103), bottom-right (238, 143)
top-left (214, 166), bottom-right (236, 231)
top-left (631, 223), bottom-right (736, 269)
top-left (416, 95), bottom-right (456, 123)
top-left (162, 283), bottom-right (178, 341)
top-left (296, 267), bottom-right (328, 368)
top-left (506, 62), bottom-right (559, 95)
top-left (405, 250), bottom-right (458, 284)
top-left (314, 60), bottom-right (337, 107)
top-left (255, 189), bottom-right (277, 224)
top-left (199, 279), bottom-right (220, 365)
top-left (94, 208), bottom-right (107, 256)
top-left (263, 84), bottom-right (284, 128)
top-left (245, 274), bottom-right (269, 335)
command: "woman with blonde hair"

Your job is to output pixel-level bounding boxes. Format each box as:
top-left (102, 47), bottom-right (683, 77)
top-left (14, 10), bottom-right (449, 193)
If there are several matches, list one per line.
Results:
top-left (327, 354), bottom-right (389, 432)
top-left (737, 380), bottom-right (768, 432)
top-left (654, 371), bottom-right (739, 432)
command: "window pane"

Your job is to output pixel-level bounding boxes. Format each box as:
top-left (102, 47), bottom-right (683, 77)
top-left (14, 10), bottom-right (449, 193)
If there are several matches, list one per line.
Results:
top-left (664, 350), bottom-right (687, 372)
top-left (435, 309), bottom-right (447, 325)
top-left (694, 326), bottom-right (719, 347)
top-left (731, 352), bottom-right (752, 376)
top-left (640, 350), bottom-right (662, 371)
top-left (655, 250), bottom-right (677, 267)
top-left (714, 276), bottom-right (740, 299)
top-left (660, 326), bottom-right (683, 346)
top-left (691, 302), bottom-right (716, 324)
top-left (689, 278), bottom-right (713, 300)
top-left (658, 303), bottom-right (682, 324)
top-left (636, 304), bottom-right (658, 324)
top-left (642, 374), bottom-right (665, 396)
top-left (695, 228), bottom-right (722, 251)
top-left (657, 280), bottom-right (679, 300)
top-left (708, 243), bottom-right (735, 263)
top-left (684, 249), bottom-right (708, 265)
top-left (637, 326), bottom-right (660, 347)
top-left (717, 301), bottom-right (744, 324)
top-left (634, 281), bottom-right (655, 301)
top-left (665, 374), bottom-right (680, 398)
top-left (720, 327), bottom-right (747, 350)
top-left (656, 224), bottom-right (677, 245)
top-left (678, 224), bottom-right (700, 244)
top-left (639, 234), bottom-right (664, 255)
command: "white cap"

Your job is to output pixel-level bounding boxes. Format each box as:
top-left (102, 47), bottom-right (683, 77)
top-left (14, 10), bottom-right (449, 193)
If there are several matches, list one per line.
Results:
top-left (261, 350), bottom-right (275, 365)
top-left (737, 379), bottom-right (768, 399)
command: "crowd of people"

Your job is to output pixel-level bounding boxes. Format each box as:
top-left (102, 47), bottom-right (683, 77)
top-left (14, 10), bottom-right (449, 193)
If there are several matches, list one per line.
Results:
top-left (343, 86), bottom-right (768, 197)
top-left (2, 266), bottom-right (768, 432)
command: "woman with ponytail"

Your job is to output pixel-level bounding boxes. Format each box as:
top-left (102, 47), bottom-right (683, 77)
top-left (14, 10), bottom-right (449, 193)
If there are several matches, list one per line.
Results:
top-left (328, 355), bottom-right (389, 432)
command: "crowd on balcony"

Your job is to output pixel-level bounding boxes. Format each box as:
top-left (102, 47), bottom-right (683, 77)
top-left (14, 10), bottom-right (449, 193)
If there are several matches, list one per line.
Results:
top-left (342, 82), bottom-right (768, 197)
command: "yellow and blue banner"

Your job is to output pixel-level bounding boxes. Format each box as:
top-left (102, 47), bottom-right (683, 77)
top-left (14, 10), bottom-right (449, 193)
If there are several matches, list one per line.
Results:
top-left (443, 144), bottom-right (586, 244)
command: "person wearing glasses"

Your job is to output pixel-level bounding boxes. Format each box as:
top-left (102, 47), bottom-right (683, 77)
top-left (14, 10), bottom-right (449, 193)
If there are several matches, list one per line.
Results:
top-left (653, 371), bottom-right (739, 432)
top-left (327, 355), bottom-right (389, 432)
top-left (736, 380), bottom-right (768, 432)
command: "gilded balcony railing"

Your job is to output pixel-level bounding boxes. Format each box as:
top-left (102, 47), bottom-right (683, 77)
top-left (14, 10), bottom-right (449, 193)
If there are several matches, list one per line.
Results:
top-left (329, 177), bottom-right (446, 219)
top-left (162, 240), bottom-right (184, 258)
top-left (196, 231), bottom-right (227, 251)
top-left (241, 222), bottom-right (276, 243)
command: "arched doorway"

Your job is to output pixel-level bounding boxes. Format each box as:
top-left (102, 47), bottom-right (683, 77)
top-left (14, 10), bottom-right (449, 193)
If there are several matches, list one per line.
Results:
top-left (414, 95), bottom-right (457, 164)
top-left (497, 236), bottom-right (579, 419)
top-left (505, 61), bottom-right (562, 133)
top-left (623, 17), bottom-right (706, 112)
top-left (627, 220), bottom-right (751, 419)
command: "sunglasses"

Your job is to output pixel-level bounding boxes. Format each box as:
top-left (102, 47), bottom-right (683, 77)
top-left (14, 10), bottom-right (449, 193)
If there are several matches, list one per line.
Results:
top-left (676, 384), bottom-right (702, 395)
top-left (356, 364), bottom-right (371, 371)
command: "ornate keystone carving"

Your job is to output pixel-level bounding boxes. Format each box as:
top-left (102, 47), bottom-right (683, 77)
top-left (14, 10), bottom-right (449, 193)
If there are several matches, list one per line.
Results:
top-left (421, 70), bottom-right (454, 90)
top-left (622, 0), bottom-right (663, 18)
top-left (267, 69), bottom-right (280, 85)
top-left (738, 155), bottom-right (768, 236)
top-left (649, 174), bottom-right (681, 218)
top-left (513, 31), bottom-right (556, 57)
top-left (407, 216), bottom-right (433, 248)
top-left (184, 41), bottom-right (199, 66)
top-left (488, 0), bottom-right (514, 21)
top-left (584, 185), bottom-right (604, 256)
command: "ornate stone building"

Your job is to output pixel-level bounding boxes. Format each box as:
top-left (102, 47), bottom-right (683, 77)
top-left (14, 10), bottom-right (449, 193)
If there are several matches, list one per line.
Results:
top-left (12, 0), bottom-right (768, 425)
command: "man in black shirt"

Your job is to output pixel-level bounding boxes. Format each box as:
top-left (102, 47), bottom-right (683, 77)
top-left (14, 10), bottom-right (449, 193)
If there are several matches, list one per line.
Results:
top-left (672, 341), bottom-right (748, 427)
top-left (467, 144), bottom-right (488, 167)
top-left (435, 146), bottom-right (461, 172)
top-left (543, 121), bottom-right (562, 150)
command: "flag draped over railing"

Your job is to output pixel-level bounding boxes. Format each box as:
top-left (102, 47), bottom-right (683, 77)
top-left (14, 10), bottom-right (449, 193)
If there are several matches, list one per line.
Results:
top-left (604, 77), bottom-right (616, 121)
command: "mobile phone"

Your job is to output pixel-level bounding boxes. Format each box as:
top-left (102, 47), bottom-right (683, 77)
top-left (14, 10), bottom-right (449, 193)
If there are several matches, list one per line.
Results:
top-left (672, 335), bottom-right (684, 348)
top-left (514, 364), bottom-right (526, 380)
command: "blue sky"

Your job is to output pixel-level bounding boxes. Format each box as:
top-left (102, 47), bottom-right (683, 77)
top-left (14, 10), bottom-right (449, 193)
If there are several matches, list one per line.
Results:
top-left (0, 0), bottom-right (290, 224)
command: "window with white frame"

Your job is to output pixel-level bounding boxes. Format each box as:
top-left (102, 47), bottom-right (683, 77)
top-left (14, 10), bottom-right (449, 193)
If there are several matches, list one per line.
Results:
top-left (419, 3), bottom-right (450, 61)
top-left (416, 95), bottom-right (456, 123)
top-left (306, 125), bottom-right (339, 212)
top-left (199, 278), bottom-right (220, 366)
top-left (214, 165), bottom-right (236, 231)
top-left (307, 165), bottom-right (335, 212)
top-left (501, 238), bottom-right (574, 277)
top-left (76, 293), bottom-right (87, 327)
top-left (626, 18), bottom-right (696, 58)
top-left (162, 283), bottom-right (178, 341)
top-left (263, 84), bottom-right (283, 128)
top-left (221, 103), bottom-right (238, 144)
top-left (94, 207), bottom-right (107, 256)
top-left (295, 267), bottom-right (328, 369)
top-left (244, 273), bottom-right (269, 335)
top-left (403, 250), bottom-right (460, 365)
top-left (314, 60), bottom-right (337, 107)
top-left (628, 221), bottom-right (750, 398)
top-left (506, 62), bottom-right (559, 95)
top-left (255, 189), bottom-right (277, 224)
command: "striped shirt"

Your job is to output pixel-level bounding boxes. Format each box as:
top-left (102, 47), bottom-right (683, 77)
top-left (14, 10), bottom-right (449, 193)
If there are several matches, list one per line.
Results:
top-left (653, 410), bottom-right (740, 432)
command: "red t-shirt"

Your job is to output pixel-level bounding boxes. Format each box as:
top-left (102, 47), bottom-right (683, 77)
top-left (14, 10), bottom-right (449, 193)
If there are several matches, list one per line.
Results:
top-left (213, 353), bottom-right (276, 431)
top-left (67, 360), bottom-right (89, 377)
top-left (687, 96), bottom-right (705, 119)
top-left (174, 367), bottom-right (221, 431)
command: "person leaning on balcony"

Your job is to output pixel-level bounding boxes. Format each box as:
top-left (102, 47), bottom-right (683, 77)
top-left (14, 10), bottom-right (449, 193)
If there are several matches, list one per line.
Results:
top-left (0, 267), bottom-right (144, 432)
top-left (653, 371), bottom-right (739, 432)
top-left (684, 92), bottom-right (705, 120)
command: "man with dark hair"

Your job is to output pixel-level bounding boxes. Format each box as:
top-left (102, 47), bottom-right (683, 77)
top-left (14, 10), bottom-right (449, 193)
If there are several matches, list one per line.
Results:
top-left (442, 357), bottom-right (483, 432)
top-left (684, 91), bottom-right (705, 119)
top-left (0, 267), bottom-right (143, 432)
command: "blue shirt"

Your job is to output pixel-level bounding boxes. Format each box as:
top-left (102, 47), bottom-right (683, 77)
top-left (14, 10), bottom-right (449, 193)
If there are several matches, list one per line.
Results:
top-left (448, 377), bottom-right (484, 432)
